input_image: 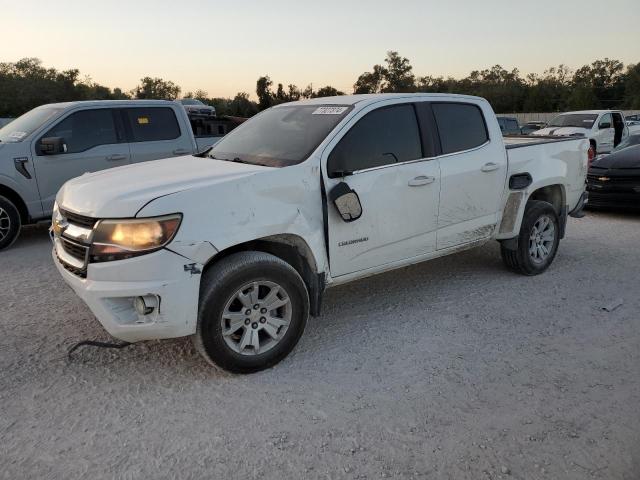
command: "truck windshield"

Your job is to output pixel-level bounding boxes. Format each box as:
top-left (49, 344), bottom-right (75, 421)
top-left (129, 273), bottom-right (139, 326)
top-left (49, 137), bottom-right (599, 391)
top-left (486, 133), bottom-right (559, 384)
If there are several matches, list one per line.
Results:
top-left (207, 104), bottom-right (352, 167)
top-left (547, 114), bottom-right (598, 129)
top-left (0, 106), bottom-right (64, 143)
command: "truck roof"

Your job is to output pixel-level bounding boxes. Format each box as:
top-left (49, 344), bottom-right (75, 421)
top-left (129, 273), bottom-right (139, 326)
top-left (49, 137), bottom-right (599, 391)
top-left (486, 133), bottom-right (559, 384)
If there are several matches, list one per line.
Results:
top-left (275, 93), bottom-right (487, 108)
top-left (40, 99), bottom-right (178, 109)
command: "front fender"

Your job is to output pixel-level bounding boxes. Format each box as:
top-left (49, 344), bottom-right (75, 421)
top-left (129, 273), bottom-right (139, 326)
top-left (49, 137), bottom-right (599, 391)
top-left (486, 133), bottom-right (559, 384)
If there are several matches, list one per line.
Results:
top-left (136, 161), bottom-right (328, 274)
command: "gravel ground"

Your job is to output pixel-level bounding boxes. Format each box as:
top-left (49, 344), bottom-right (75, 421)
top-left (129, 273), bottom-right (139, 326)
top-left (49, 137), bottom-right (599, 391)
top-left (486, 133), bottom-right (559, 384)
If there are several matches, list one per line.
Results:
top-left (1, 211), bottom-right (639, 480)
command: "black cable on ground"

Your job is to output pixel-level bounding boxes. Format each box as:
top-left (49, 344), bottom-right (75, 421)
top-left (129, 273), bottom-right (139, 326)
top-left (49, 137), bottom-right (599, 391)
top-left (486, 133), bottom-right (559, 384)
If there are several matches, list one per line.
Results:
top-left (68, 340), bottom-right (133, 358)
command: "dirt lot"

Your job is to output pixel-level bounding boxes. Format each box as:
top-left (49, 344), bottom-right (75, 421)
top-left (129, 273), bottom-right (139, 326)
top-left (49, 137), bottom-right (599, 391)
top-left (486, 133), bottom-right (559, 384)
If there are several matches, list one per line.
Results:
top-left (1, 211), bottom-right (639, 479)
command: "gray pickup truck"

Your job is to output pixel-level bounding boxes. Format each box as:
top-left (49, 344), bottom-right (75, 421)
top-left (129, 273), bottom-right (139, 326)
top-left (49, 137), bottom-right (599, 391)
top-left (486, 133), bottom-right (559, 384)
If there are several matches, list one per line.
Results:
top-left (0, 100), bottom-right (219, 249)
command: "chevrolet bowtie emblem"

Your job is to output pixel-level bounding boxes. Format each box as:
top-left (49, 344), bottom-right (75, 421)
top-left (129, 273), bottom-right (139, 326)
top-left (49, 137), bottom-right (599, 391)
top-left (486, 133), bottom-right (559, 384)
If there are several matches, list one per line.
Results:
top-left (597, 177), bottom-right (610, 181)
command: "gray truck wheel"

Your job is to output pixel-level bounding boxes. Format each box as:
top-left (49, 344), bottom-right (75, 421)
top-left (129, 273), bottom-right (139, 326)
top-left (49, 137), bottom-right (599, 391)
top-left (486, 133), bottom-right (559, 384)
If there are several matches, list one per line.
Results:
top-left (0, 196), bottom-right (21, 251)
top-left (193, 251), bottom-right (309, 373)
top-left (501, 200), bottom-right (560, 276)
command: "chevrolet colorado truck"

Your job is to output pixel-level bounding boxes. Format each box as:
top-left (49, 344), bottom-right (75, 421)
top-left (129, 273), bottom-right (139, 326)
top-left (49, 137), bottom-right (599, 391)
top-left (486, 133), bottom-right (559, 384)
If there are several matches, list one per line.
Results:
top-left (51, 94), bottom-right (589, 373)
top-left (0, 100), bottom-right (220, 249)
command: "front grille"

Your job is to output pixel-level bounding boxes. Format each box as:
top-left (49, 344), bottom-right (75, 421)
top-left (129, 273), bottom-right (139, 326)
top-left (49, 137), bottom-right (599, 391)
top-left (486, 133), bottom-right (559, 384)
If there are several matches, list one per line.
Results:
top-left (60, 209), bottom-right (97, 229)
top-left (60, 237), bottom-right (88, 262)
top-left (56, 208), bottom-right (94, 278)
top-left (56, 251), bottom-right (87, 278)
top-left (587, 173), bottom-right (640, 191)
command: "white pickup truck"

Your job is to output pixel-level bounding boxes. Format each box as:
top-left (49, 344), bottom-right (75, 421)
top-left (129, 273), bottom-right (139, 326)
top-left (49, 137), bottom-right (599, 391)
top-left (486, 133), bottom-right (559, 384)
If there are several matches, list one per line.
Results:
top-left (52, 94), bottom-right (589, 373)
top-left (533, 110), bottom-right (629, 154)
top-left (0, 100), bottom-right (220, 249)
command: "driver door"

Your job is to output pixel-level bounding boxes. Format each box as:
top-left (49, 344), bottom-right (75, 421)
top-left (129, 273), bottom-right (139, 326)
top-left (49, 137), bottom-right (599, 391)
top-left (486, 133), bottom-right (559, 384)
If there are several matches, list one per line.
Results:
top-left (596, 113), bottom-right (615, 153)
top-left (323, 102), bottom-right (441, 278)
top-left (31, 108), bottom-right (130, 215)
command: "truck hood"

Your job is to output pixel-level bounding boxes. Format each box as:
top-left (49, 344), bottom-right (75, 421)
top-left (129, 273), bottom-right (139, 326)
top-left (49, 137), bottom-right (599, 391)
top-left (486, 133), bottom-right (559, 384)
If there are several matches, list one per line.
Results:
top-left (57, 155), bottom-right (272, 218)
top-left (533, 126), bottom-right (590, 137)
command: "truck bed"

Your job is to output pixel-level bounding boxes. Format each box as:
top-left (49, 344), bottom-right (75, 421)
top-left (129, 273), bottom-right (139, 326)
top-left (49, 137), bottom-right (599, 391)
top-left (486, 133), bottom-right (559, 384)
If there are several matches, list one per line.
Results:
top-left (503, 135), bottom-right (584, 150)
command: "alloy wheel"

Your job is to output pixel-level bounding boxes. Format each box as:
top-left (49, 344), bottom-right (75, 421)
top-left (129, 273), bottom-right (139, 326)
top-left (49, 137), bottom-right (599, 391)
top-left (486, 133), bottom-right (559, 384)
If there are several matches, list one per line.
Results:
top-left (528, 214), bottom-right (555, 264)
top-left (0, 207), bottom-right (11, 242)
top-left (220, 281), bottom-right (292, 355)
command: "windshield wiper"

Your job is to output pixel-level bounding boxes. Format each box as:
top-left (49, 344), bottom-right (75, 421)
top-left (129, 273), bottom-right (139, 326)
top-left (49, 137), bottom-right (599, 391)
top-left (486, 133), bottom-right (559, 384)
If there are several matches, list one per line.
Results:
top-left (210, 154), bottom-right (250, 164)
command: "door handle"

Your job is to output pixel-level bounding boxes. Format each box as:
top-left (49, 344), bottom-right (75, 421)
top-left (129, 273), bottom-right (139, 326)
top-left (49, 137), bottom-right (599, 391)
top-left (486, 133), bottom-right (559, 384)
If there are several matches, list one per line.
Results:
top-left (173, 148), bottom-right (191, 155)
top-left (106, 153), bottom-right (127, 161)
top-left (481, 162), bottom-right (500, 172)
top-left (408, 175), bottom-right (436, 187)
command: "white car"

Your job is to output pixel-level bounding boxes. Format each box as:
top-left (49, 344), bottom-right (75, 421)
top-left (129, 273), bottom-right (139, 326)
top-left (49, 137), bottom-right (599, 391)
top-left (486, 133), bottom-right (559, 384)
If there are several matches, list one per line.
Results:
top-left (179, 98), bottom-right (216, 117)
top-left (52, 94), bottom-right (589, 373)
top-left (533, 110), bottom-right (629, 154)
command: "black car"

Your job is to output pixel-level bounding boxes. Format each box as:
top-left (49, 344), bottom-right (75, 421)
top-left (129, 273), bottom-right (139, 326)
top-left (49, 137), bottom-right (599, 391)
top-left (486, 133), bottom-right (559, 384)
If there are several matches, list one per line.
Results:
top-left (587, 140), bottom-right (640, 209)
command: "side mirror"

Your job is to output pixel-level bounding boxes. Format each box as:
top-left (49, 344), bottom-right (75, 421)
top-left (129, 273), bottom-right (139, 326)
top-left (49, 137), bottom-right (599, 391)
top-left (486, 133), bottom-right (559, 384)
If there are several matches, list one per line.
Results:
top-left (329, 182), bottom-right (362, 222)
top-left (598, 122), bottom-right (611, 129)
top-left (40, 137), bottom-right (66, 155)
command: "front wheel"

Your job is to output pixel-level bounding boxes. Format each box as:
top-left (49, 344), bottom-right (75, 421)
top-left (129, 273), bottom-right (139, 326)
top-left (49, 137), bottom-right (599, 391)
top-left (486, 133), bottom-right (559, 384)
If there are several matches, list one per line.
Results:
top-left (193, 251), bottom-right (309, 373)
top-left (0, 196), bottom-right (21, 251)
top-left (501, 200), bottom-right (560, 275)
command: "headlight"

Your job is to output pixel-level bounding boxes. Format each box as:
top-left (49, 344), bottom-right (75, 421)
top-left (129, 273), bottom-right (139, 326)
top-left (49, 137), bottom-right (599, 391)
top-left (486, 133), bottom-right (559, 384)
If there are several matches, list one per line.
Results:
top-left (51, 202), bottom-right (64, 236)
top-left (90, 214), bottom-right (182, 262)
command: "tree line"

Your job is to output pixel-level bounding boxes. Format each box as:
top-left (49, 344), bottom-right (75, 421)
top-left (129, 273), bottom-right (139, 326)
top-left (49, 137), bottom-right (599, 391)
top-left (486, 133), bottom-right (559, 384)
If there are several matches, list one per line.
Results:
top-left (1, 52), bottom-right (638, 118)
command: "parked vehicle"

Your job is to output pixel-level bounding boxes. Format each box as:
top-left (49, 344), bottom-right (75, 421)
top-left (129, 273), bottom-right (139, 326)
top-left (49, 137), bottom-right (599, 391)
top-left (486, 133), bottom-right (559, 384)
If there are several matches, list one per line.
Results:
top-left (0, 100), bottom-right (220, 249)
top-left (625, 114), bottom-right (640, 123)
top-left (179, 98), bottom-right (216, 117)
top-left (533, 110), bottom-right (629, 154)
top-left (587, 143), bottom-right (640, 209)
top-left (610, 133), bottom-right (640, 153)
top-left (520, 121), bottom-right (547, 135)
top-left (51, 93), bottom-right (589, 373)
top-left (497, 116), bottom-right (521, 135)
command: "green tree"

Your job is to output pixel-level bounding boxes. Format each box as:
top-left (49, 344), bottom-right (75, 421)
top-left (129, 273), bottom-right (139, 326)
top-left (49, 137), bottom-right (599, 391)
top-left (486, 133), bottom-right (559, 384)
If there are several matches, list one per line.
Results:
top-left (623, 63), bottom-right (640, 108)
top-left (132, 76), bottom-right (181, 99)
top-left (256, 76), bottom-right (273, 110)
top-left (312, 86), bottom-right (345, 98)
top-left (381, 51), bottom-right (415, 93)
top-left (353, 64), bottom-right (387, 94)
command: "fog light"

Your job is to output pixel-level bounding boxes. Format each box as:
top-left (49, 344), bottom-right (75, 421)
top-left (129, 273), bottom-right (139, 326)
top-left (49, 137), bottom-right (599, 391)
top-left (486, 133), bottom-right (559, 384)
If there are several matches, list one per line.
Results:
top-left (134, 295), bottom-right (157, 316)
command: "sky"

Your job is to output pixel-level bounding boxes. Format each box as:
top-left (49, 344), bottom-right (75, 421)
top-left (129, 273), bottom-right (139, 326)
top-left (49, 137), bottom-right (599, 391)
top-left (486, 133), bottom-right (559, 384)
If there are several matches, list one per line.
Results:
top-left (2, 0), bottom-right (639, 99)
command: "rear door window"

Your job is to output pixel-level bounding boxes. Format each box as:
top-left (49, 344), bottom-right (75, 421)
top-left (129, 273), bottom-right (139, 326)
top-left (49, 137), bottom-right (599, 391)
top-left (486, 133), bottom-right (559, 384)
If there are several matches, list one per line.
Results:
top-left (124, 107), bottom-right (181, 142)
top-left (328, 104), bottom-right (422, 175)
top-left (432, 103), bottom-right (489, 154)
top-left (41, 109), bottom-right (118, 154)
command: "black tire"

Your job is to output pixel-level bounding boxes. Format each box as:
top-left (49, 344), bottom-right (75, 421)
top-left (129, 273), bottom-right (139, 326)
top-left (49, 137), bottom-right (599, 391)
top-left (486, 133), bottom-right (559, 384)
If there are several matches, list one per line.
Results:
top-left (193, 251), bottom-right (309, 373)
top-left (500, 200), bottom-right (560, 276)
top-left (0, 196), bottom-right (21, 251)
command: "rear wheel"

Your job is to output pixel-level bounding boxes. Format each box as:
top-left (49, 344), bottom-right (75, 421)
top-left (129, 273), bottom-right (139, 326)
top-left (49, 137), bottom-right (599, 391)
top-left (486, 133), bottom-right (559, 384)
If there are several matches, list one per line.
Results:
top-left (501, 200), bottom-right (560, 275)
top-left (0, 196), bottom-right (21, 251)
top-left (193, 251), bottom-right (309, 373)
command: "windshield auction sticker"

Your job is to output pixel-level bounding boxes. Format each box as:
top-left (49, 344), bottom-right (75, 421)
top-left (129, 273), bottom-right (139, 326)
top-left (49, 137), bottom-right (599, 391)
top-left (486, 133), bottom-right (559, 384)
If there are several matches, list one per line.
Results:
top-left (312, 106), bottom-right (349, 115)
top-left (8, 131), bottom-right (27, 140)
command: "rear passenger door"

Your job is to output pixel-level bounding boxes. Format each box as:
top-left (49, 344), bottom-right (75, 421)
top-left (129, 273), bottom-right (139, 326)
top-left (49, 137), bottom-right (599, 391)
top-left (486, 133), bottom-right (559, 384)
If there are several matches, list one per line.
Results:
top-left (431, 102), bottom-right (507, 250)
top-left (122, 107), bottom-right (194, 163)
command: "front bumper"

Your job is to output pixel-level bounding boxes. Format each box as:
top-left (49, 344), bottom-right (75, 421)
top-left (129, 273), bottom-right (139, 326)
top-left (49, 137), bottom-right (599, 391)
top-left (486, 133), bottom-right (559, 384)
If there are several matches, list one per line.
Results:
top-left (53, 247), bottom-right (202, 342)
top-left (586, 181), bottom-right (640, 209)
